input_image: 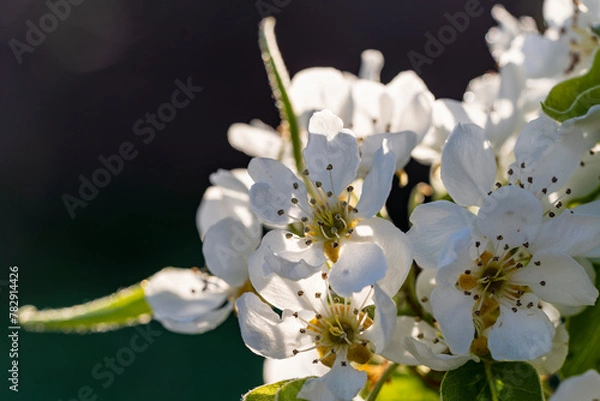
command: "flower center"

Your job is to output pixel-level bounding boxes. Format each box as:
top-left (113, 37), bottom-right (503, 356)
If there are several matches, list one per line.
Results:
top-left (291, 281), bottom-right (374, 368)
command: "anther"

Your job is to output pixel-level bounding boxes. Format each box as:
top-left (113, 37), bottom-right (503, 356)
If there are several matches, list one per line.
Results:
top-left (277, 209), bottom-right (285, 216)
top-left (417, 333), bottom-right (424, 339)
top-left (309, 198), bottom-right (317, 205)
top-left (541, 188), bottom-right (548, 194)
top-left (341, 361), bottom-right (347, 366)
top-left (433, 338), bottom-right (440, 344)
top-left (315, 181), bottom-right (322, 188)
top-left (326, 164), bottom-right (333, 170)
top-left (527, 177), bottom-right (533, 183)
top-left (495, 182), bottom-right (502, 188)
top-left (497, 235), bottom-right (503, 241)
top-left (292, 349), bottom-right (299, 355)
top-left (321, 272), bottom-right (328, 280)
top-left (301, 216), bottom-right (309, 223)
top-left (303, 169), bottom-right (310, 176)
top-left (475, 241), bottom-right (481, 248)
top-left (527, 302), bottom-right (534, 309)
top-left (521, 162), bottom-right (526, 168)
top-left (516, 263), bottom-right (523, 268)
top-left (508, 168), bottom-right (514, 175)
top-left (540, 281), bottom-right (546, 286)
top-left (549, 212), bottom-right (555, 218)
top-left (326, 191), bottom-right (333, 197)
top-left (504, 244), bottom-right (509, 250)
top-left (315, 292), bottom-right (322, 298)
top-left (347, 186), bottom-right (354, 192)
top-left (286, 233), bottom-right (293, 239)
top-left (465, 270), bottom-right (471, 275)
top-left (291, 198), bottom-right (299, 204)
top-left (523, 242), bottom-right (529, 248)
top-left (534, 261), bottom-right (541, 266)
top-left (293, 182), bottom-right (299, 189)
top-left (565, 188), bottom-right (572, 195)
top-left (305, 240), bottom-right (313, 246)
top-left (332, 242), bottom-right (339, 248)
top-left (420, 297), bottom-right (428, 302)
top-left (556, 201), bottom-right (562, 208)
top-left (297, 290), bottom-right (304, 296)
top-left (511, 307), bottom-right (518, 313)
top-left (300, 328), bottom-right (306, 334)
top-left (293, 312), bottom-right (299, 318)
top-left (551, 176), bottom-right (558, 183)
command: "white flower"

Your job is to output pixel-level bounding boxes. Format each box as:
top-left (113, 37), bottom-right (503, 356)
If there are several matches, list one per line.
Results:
top-left (408, 122), bottom-right (599, 361)
top-left (144, 267), bottom-right (233, 334)
top-left (248, 110), bottom-right (413, 297)
top-left (237, 267), bottom-right (397, 401)
top-left (548, 369), bottom-right (600, 401)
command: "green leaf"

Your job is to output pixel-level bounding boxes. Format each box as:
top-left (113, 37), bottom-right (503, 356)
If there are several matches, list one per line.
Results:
top-left (243, 378), bottom-right (311, 401)
top-left (562, 263), bottom-right (600, 377)
top-left (276, 378), bottom-right (310, 401)
top-left (19, 283), bottom-right (152, 333)
top-left (377, 370), bottom-right (439, 401)
top-left (258, 17), bottom-right (303, 174)
top-left (541, 50), bottom-right (600, 122)
top-left (441, 361), bottom-right (543, 401)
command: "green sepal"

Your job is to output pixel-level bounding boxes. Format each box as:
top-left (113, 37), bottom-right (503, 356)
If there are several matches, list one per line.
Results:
top-left (441, 360), bottom-right (543, 401)
top-left (19, 283), bottom-right (152, 333)
top-left (258, 17), bottom-right (304, 174)
top-left (242, 378), bottom-right (311, 401)
top-left (541, 50), bottom-right (600, 122)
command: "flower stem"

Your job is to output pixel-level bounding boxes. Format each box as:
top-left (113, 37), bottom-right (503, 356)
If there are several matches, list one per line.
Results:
top-left (484, 360), bottom-right (499, 401)
top-left (366, 363), bottom-right (398, 401)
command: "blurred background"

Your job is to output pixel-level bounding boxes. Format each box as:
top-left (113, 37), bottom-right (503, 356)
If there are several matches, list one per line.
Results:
top-left (1, 1), bottom-right (542, 400)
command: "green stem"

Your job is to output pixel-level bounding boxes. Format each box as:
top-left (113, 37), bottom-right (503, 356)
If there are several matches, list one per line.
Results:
top-left (258, 17), bottom-right (304, 174)
top-left (366, 363), bottom-right (398, 401)
top-left (484, 360), bottom-right (499, 401)
top-left (19, 283), bottom-right (152, 333)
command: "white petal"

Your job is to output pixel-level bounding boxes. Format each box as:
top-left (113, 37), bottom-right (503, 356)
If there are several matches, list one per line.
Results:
top-left (359, 131), bottom-right (418, 175)
top-left (532, 202), bottom-right (600, 257)
top-left (351, 80), bottom-right (391, 137)
top-left (549, 369), bottom-right (600, 401)
top-left (236, 293), bottom-right (308, 359)
top-left (408, 201), bottom-right (474, 270)
top-left (531, 323), bottom-right (569, 375)
top-left (260, 230), bottom-right (327, 281)
top-left (298, 363), bottom-right (367, 401)
top-left (144, 268), bottom-right (231, 321)
top-left (416, 269), bottom-right (437, 314)
top-left (227, 122), bottom-right (283, 159)
top-left (512, 117), bottom-right (587, 196)
top-left (402, 337), bottom-right (472, 371)
top-left (203, 218), bottom-right (258, 287)
top-left (441, 123), bottom-right (497, 207)
top-left (488, 294), bottom-right (555, 360)
top-left (196, 169), bottom-right (258, 239)
top-left (350, 218), bottom-right (413, 297)
top-left (263, 350), bottom-right (329, 384)
top-left (431, 285), bottom-right (475, 355)
top-left (290, 67), bottom-right (354, 129)
top-left (354, 140), bottom-right (396, 219)
top-left (362, 285), bottom-right (397, 353)
top-left (156, 302), bottom-right (233, 335)
top-left (476, 185), bottom-right (543, 248)
top-left (543, 0), bottom-right (573, 28)
top-left (248, 158), bottom-right (309, 226)
top-left (358, 49), bottom-right (384, 82)
top-left (387, 71), bottom-right (435, 139)
top-left (329, 242), bottom-right (387, 297)
top-left (305, 110), bottom-right (360, 195)
top-left (512, 251), bottom-right (598, 306)
top-left (248, 246), bottom-right (327, 311)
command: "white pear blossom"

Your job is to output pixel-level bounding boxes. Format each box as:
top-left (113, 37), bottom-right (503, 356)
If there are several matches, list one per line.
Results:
top-left (237, 265), bottom-right (397, 401)
top-left (248, 110), bottom-right (413, 298)
top-left (549, 369), bottom-right (600, 401)
top-left (144, 268), bottom-right (233, 334)
top-left (408, 122), bottom-right (599, 361)
top-left (144, 168), bottom-right (263, 335)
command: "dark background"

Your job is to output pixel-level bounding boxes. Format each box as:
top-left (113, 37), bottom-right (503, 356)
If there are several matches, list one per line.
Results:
top-left (0, 1), bottom-right (542, 400)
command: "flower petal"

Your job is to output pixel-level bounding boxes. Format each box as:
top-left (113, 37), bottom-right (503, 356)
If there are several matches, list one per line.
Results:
top-left (488, 295), bottom-right (555, 360)
top-left (248, 157), bottom-right (309, 226)
top-left (202, 218), bottom-right (259, 287)
top-left (408, 201), bottom-right (474, 270)
top-left (359, 131), bottom-right (418, 175)
top-left (227, 121), bottom-right (283, 159)
top-left (260, 230), bottom-right (327, 281)
top-left (305, 110), bottom-right (360, 196)
top-left (530, 323), bottom-right (569, 375)
top-left (430, 285), bottom-right (475, 355)
top-left (350, 218), bottom-right (413, 297)
top-left (156, 302), bottom-right (233, 335)
top-left (248, 246), bottom-right (327, 311)
top-left (441, 123), bottom-right (497, 207)
top-left (298, 363), bottom-right (367, 401)
top-left (144, 268), bottom-right (231, 321)
top-left (263, 349), bottom-right (329, 383)
top-left (329, 242), bottom-right (387, 297)
top-left (402, 337), bottom-right (472, 371)
top-left (289, 67), bottom-right (354, 128)
top-left (416, 269), bottom-right (437, 314)
top-left (532, 201), bottom-right (600, 257)
top-left (476, 185), bottom-right (543, 248)
top-left (236, 293), bottom-right (308, 359)
top-left (361, 284), bottom-right (397, 353)
top-left (549, 369), bottom-right (600, 401)
top-left (354, 140), bottom-right (396, 219)
top-left (512, 251), bottom-right (598, 306)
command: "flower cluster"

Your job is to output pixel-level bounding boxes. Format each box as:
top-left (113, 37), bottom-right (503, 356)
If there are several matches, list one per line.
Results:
top-left (20, 2), bottom-right (600, 401)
